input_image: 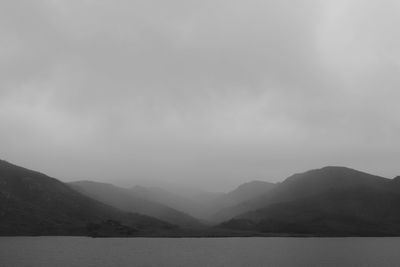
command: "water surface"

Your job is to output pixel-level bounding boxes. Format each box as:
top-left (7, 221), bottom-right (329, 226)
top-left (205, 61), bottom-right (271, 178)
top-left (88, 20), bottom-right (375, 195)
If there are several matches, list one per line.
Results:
top-left (1, 237), bottom-right (399, 267)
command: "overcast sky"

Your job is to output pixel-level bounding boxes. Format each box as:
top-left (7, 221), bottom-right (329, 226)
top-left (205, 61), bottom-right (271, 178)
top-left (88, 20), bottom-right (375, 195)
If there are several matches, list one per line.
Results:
top-left (1, 0), bottom-right (399, 191)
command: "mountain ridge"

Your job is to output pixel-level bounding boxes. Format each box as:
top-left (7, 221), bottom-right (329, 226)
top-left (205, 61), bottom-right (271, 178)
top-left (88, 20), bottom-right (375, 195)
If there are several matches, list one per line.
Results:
top-left (219, 166), bottom-right (400, 235)
top-left (2, 159), bottom-right (400, 237)
top-left (212, 166), bottom-right (391, 222)
top-left (69, 180), bottom-right (204, 228)
top-left (0, 159), bottom-right (175, 236)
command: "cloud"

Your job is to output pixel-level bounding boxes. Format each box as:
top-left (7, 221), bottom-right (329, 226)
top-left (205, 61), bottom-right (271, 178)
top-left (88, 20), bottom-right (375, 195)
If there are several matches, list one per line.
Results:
top-left (0, 0), bottom-right (399, 190)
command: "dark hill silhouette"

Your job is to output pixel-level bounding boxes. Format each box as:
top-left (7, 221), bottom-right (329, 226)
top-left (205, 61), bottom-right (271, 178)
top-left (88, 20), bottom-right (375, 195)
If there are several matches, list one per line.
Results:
top-left (3, 160), bottom-right (400, 237)
top-left (213, 166), bottom-right (391, 222)
top-left (221, 187), bottom-right (400, 235)
top-left (69, 181), bottom-right (204, 228)
top-left (0, 160), bottom-right (175, 236)
top-left (220, 167), bottom-right (400, 235)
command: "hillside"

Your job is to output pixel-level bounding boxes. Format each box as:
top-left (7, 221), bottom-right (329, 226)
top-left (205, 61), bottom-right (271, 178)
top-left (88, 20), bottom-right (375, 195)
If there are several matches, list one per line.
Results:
top-left (130, 185), bottom-right (220, 220)
top-left (130, 181), bottom-right (275, 222)
top-left (3, 160), bottom-right (400, 237)
top-left (220, 167), bottom-right (400, 235)
top-left (70, 181), bottom-right (204, 228)
top-left (0, 160), bottom-right (175, 236)
top-left (223, 180), bottom-right (276, 204)
top-left (213, 166), bottom-right (391, 222)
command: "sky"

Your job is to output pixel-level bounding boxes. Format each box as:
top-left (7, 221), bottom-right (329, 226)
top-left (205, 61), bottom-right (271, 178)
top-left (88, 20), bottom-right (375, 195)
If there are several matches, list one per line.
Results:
top-left (1, 0), bottom-right (400, 191)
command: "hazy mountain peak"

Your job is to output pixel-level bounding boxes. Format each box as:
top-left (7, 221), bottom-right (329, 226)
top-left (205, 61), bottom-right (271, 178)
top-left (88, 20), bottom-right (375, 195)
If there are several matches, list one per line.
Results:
top-left (131, 185), bottom-right (166, 193)
top-left (320, 166), bottom-right (355, 170)
top-left (300, 166), bottom-right (362, 175)
top-left (227, 180), bottom-right (275, 202)
top-left (71, 180), bottom-right (121, 188)
top-left (233, 180), bottom-right (274, 190)
top-left (284, 166), bottom-right (387, 184)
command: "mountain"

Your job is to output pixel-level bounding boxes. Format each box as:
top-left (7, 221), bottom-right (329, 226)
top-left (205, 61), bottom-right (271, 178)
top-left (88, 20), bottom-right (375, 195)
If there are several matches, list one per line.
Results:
top-left (69, 181), bottom-right (204, 228)
top-left (223, 180), bottom-right (276, 204)
top-left (129, 181), bottom-right (275, 222)
top-left (213, 166), bottom-right (391, 222)
top-left (199, 180), bottom-right (275, 222)
top-left (220, 167), bottom-right (400, 235)
top-left (0, 160), bottom-right (175, 236)
top-left (3, 160), bottom-right (400, 237)
top-left (209, 181), bottom-right (275, 215)
top-left (130, 185), bottom-right (220, 221)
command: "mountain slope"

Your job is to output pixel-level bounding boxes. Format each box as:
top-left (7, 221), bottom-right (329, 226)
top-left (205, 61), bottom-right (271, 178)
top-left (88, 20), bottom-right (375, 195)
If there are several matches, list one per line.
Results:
top-left (223, 180), bottom-right (276, 204)
top-left (69, 181), bottom-right (204, 228)
top-left (221, 186), bottom-right (400, 235)
top-left (220, 167), bottom-right (400, 235)
top-left (130, 185), bottom-right (218, 220)
top-left (214, 166), bottom-right (391, 222)
top-left (0, 160), bottom-right (174, 236)
top-left (130, 181), bottom-right (275, 222)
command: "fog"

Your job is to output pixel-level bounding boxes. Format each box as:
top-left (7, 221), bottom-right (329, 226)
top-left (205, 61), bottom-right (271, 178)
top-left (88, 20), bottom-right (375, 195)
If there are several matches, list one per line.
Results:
top-left (1, 0), bottom-right (399, 191)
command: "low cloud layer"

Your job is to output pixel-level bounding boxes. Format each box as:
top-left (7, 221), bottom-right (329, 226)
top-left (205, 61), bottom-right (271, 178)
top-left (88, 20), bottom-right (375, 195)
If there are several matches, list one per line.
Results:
top-left (1, 0), bottom-right (399, 191)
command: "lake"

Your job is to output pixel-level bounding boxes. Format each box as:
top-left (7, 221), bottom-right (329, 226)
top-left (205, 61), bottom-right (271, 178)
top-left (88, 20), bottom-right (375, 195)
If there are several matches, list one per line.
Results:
top-left (0, 237), bottom-right (399, 267)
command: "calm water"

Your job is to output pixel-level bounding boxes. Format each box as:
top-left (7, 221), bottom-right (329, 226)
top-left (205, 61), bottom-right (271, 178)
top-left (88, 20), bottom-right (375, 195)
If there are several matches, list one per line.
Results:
top-left (1, 237), bottom-right (400, 267)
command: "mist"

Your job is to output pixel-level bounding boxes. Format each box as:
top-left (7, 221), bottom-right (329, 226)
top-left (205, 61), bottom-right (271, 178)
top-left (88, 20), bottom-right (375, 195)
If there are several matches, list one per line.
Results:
top-left (1, 0), bottom-right (400, 191)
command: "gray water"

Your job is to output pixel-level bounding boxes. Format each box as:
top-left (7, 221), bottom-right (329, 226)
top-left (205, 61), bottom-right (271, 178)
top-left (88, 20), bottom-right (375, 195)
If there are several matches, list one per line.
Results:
top-left (1, 237), bottom-right (399, 267)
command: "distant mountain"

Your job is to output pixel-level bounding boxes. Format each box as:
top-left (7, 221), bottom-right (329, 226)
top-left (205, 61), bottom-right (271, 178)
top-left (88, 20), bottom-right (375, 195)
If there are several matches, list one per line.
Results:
top-left (130, 181), bottom-right (275, 222)
top-left (223, 180), bottom-right (276, 204)
top-left (70, 181), bottom-right (204, 228)
top-left (220, 167), bottom-right (400, 235)
top-left (130, 185), bottom-right (219, 221)
top-left (216, 181), bottom-right (275, 209)
top-left (3, 159), bottom-right (400, 237)
top-left (204, 180), bottom-right (275, 222)
top-left (213, 166), bottom-right (390, 222)
top-left (0, 160), bottom-right (174, 236)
